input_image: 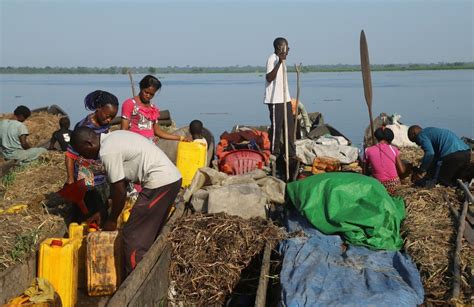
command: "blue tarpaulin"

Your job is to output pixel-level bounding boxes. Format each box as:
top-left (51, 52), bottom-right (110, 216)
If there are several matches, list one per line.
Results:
top-left (279, 209), bottom-right (424, 306)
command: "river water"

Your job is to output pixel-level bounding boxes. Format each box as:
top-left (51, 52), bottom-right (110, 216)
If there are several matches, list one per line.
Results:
top-left (1, 70), bottom-right (472, 146)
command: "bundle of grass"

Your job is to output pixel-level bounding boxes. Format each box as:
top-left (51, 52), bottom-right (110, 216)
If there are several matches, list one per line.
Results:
top-left (0, 152), bottom-right (67, 270)
top-left (2, 152), bottom-right (65, 207)
top-left (24, 112), bottom-right (62, 147)
top-left (395, 147), bottom-right (473, 304)
top-left (398, 146), bottom-right (424, 166)
top-left (168, 213), bottom-right (285, 306)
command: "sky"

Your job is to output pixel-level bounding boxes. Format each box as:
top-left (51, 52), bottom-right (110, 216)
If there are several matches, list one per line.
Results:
top-left (1, 0), bottom-right (472, 67)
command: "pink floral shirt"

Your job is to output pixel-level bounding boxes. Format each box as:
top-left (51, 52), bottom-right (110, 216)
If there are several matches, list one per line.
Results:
top-left (365, 143), bottom-right (400, 182)
top-left (121, 98), bottom-right (160, 139)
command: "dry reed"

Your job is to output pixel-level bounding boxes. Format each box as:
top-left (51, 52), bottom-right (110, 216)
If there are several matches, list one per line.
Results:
top-left (168, 213), bottom-right (285, 306)
top-left (396, 147), bottom-right (473, 305)
top-left (0, 152), bottom-right (67, 271)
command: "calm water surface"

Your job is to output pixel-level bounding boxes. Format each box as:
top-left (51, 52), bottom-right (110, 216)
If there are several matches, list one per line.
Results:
top-left (1, 70), bottom-right (472, 146)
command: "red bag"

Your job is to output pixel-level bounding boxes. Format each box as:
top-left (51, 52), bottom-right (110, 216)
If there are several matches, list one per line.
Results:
top-left (57, 179), bottom-right (89, 215)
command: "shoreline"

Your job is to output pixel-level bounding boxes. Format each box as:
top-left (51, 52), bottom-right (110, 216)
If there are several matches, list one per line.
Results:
top-left (1, 64), bottom-right (473, 75)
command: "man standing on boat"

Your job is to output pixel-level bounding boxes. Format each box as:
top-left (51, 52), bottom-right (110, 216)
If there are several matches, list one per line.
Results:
top-left (264, 37), bottom-right (296, 177)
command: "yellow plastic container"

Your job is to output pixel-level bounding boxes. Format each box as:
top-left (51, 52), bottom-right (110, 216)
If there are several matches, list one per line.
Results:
top-left (86, 231), bottom-right (122, 296)
top-left (176, 141), bottom-right (207, 187)
top-left (117, 197), bottom-right (135, 229)
top-left (69, 222), bottom-right (88, 241)
top-left (37, 238), bottom-right (78, 307)
top-left (68, 222), bottom-right (88, 289)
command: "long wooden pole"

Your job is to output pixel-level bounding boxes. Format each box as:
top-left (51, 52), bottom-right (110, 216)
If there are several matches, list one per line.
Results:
top-left (128, 70), bottom-right (136, 97)
top-left (360, 30), bottom-right (375, 145)
top-left (254, 243), bottom-right (271, 307)
top-left (294, 63), bottom-right (302, 141)
top-left (282, 61), bottom-right (290, 181)
top-left (452, 179), bottom-right (471, 300)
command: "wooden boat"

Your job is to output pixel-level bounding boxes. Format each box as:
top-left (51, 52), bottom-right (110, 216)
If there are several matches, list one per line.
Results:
top-left (0, 104), bottom-right (68, 177)
top-left (0, 199), bottom-right (272, 306)
top-left (1, 110), bottom-right (272, 306)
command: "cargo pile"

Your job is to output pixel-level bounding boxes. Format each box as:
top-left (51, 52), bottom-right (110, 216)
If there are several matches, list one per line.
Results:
top-left (396, 147), bottom-right (473, 304)
top-left (168, 213), bottom-right (285, 305)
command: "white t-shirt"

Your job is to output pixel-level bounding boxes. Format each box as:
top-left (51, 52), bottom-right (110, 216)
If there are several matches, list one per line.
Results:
top-left (99, 130), bottom-right (181, 189)
top-left (264, 53), bottom-right (291, 104)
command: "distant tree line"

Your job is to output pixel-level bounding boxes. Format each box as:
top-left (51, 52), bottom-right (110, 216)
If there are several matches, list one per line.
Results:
top-left (0, 62), bottom-right (472, 74)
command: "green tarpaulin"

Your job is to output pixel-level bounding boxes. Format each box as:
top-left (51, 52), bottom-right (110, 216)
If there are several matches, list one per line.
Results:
top-left (286, 173), bottom-right (405, 250)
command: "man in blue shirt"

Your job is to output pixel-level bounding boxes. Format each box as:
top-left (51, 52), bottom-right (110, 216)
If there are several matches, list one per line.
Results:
top-left (408, 125), bottom-right (470, 186)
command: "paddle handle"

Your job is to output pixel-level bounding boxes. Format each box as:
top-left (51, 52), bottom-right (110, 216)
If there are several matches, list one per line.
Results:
top-left (128, 70), bottom-right (136, 97)
top-left (282, 61), bottom-right (290, 181)
top-left (368, 105), bottom-right (375, 145)
top-left (294, 63), bottom-right (302, 141)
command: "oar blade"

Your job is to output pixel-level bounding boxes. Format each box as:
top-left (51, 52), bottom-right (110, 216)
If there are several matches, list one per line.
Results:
top-left (360, 30), bottom-right (372, 107)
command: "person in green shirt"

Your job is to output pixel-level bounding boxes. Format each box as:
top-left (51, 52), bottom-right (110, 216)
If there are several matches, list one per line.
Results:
top-left (0, 105), bottom-right (47, 163)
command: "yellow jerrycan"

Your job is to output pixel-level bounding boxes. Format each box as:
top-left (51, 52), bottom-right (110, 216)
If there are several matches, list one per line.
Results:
top-left (86, 231), bottom-right (122, 296)
top-left (68, 222), bottom-right (88, 289)
top-left (176, 141), bottom-right (207, 187)
top-left (37, 238), bottom-right (78, 307)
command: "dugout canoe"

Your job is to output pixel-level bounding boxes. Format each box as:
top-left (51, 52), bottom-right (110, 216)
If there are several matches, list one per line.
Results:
top-left (77, 204), bottom-right (272, 306)
top-left (1, 188), bottom-right (271, 307)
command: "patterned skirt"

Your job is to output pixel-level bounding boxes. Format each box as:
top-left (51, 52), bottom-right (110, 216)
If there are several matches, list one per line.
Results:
top-left (381, 177), bottom-right (401, 195)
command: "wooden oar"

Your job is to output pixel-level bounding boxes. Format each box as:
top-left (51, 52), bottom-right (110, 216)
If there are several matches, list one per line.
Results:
top-left (360, 30), bottom-right (375, 145)
top-left (282, 60), bottom-right (290, 181)
top-left (128, 70), bottom-right (136, 97)
top-left (293, 63), bottom-right (302, 141)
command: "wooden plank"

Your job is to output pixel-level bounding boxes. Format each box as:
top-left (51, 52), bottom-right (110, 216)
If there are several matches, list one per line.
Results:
top-left (255, 243), bottom-right (272, 307)
top-left (129, 244), bottom-right (171, 307)
top-left (451, 199), bottom-right (469, 300)
top-left (105, 205), bottom-right (183, 306)
top-left (448, 203), bottom-right (474, 246)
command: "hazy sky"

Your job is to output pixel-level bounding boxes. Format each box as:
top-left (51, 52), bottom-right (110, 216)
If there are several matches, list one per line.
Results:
top-left (1, 0), bottom-right (472, 67)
